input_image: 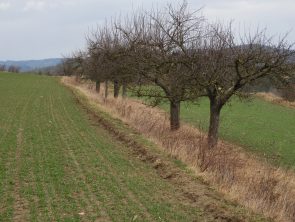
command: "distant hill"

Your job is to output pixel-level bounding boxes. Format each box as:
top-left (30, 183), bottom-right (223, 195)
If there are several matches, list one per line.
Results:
top-left (0, 58), bottom-right (62, 72)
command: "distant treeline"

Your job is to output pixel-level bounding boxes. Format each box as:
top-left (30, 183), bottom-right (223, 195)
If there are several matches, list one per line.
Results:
top-left (31, 63), bottom-right (65, 76)
top-left (0, 64), bottom-right (20, 73)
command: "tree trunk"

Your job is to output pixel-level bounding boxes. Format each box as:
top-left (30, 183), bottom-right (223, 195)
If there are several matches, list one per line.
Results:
top-left (122, 83), bottom-right (127, 98)
top-left (104, 80), bottom-right (108, 99)
top-left (95, 80), bottom-right (100, 93)
top-left (114, 80), bottom-right (120, 98)
top-left (208, 98), bottom-right (222, 149)
top-left (170, 100), bottom-right (180, 131)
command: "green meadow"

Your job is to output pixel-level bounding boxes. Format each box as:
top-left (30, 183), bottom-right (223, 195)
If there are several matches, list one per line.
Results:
top-left (160, 97), bottom-right (295, 167)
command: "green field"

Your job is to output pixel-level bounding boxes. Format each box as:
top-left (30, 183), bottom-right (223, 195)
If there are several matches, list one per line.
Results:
top-left (160, 97), bottom-right (295, 167)
top-left (0, 72), bottom-right (266, 221)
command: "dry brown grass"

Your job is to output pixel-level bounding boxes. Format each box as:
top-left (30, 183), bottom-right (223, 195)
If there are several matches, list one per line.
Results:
top-left (257, 92), bottom-right (295, 109)
top-left (62, 77), bottom-right (295, 222)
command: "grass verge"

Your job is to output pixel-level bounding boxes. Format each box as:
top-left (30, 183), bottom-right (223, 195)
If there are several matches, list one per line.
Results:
top-left (63, 77), bottom-right (295, 222)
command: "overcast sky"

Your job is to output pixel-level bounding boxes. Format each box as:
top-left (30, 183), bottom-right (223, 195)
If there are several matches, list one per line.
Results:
top-left (0, 0), bottom-right (294, 60)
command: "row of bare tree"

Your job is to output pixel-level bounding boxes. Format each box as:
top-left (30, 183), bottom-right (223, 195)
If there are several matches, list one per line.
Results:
top-left (0, 65), bottom-right (20, 73)
top-left (63, 1), bottom-right (295, 148)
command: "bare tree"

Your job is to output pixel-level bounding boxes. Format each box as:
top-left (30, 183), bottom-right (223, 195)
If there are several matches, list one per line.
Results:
top-left (8, 65), bottom-right (20, 73)
top-left (82, 53), bottom-right (102, 93)
top-left (61, 58), bottom-right (74, 76)
top-left (61, 51), bottom-right (87, 77)
top-left (87, 17), bottom-right (141, 99)
top-left (0, 65), bottom-right (6, 72)
top-left (192, 23), bottom-right (295, 148)
top-left (119, 1), bottom-right (205, 130)
top-left (70, 1), bottom-right (295, 149)
top-left (280, 84), bottom-right (295, 101)
top-left (87, 29), bottom-right (108, 94)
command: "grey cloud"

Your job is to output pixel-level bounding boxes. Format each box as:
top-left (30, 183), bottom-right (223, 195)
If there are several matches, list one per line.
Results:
top-left (0, 0), bottom-right (294, 60)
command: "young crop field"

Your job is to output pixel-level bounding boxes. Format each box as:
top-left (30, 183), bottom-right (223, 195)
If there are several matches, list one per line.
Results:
top-left (0, 72), bottom-right (267, 221)
top-left (159, 97), bottom-right (295, 167)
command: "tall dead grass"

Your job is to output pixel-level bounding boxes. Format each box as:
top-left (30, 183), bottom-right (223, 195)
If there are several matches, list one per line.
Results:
top-left (62, 77), bottom-right (295, 222)
top-left (257, 92), bottom-right (295, 109)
